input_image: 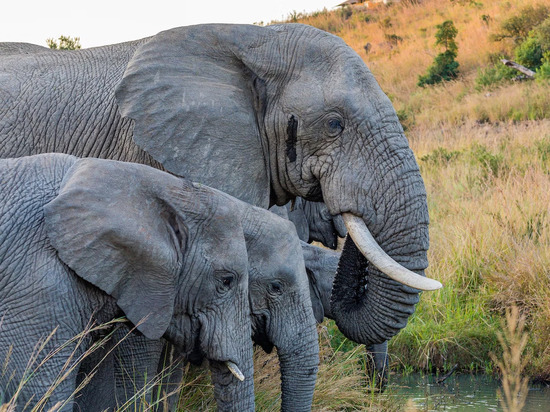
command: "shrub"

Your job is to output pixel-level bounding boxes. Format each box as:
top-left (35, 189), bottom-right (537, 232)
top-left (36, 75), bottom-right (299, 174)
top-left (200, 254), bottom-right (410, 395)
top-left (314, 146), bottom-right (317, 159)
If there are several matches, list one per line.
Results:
top-left (536, 51), bottom-right (550, 80)
top-left (420, 147), bottom-right (462, 166)
top-left (418, 21), bottom-right (459, 87)
top-left (385, 33), bottom-right (404, 46)
top-left (492, 4), bottom-right (550, 43)
top-left (46, 35), bottom-right (81, 50)
top-left (418, 50), bottom-right (460, 86)
top-left (475, 63), bottom-right (517, 89)
top-left (515, 34), bottom-right (544, 70)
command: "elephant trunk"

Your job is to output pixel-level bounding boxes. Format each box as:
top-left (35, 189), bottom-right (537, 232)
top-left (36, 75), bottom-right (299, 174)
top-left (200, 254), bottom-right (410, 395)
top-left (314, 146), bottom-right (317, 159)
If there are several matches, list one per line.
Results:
top-left (209, 352), bottom-right (255, 411)
top-left (327, 135), bottom-right (438, 345)
top-left (269, 300), bottom-right (319, 412)
top-left (277, 326), bottom-right (319, 412)
top-left (331, 235), bottom-right (424, 345)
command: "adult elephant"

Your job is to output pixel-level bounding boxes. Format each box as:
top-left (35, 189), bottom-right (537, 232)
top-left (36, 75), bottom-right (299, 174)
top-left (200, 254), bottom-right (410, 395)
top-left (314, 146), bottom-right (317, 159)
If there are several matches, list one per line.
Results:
top-left (0, 23), bottom-right (440, 358)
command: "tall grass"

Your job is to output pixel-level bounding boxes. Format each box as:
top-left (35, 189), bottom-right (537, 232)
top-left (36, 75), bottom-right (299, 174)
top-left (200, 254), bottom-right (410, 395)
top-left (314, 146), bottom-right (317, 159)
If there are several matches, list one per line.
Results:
top-left (282, 0), bottom-right (550, 382)
top-left (0, 318), bottom-right (181, 411)
top-left (491, 306), bottom-right (529, 412)
top-left (177, 325), bottom-right (406, 411)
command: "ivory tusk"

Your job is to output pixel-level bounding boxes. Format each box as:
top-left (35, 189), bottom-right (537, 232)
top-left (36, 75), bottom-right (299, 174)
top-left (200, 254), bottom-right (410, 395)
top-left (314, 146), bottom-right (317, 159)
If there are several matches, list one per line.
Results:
top-left (225, 361), bottom-right (245, 382)
top-left (342, 213), bottom-right (442, 291)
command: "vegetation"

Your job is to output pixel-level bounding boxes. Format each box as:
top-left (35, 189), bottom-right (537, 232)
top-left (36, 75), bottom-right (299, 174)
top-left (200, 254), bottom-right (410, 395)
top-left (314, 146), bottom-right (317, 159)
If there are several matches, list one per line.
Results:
top-left (418, 20), bottom-right (460, 86)
top-left (3, 1), bottom-right (550, 410)
top-left (46, 35), bottom-right (81, 50)
top-left (276, 0), bottom-right (550, 387)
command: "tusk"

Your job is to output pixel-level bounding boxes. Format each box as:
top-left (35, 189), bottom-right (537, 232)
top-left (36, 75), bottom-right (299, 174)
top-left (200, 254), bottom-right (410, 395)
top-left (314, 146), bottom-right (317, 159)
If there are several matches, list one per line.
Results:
top-left (342, 213), bottom-right (442, 291)
top-left (225, 361), bottom-right (245, 382)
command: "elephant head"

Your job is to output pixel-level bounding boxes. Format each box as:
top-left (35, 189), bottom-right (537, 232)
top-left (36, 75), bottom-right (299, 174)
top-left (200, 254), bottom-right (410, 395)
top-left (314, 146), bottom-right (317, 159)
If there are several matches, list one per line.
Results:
top-left (115, 23), bottom-right (441, 347)
top-left (43, 158), bottom-right (254, 410)
top-left (241, 207), bottom-right (319, 412)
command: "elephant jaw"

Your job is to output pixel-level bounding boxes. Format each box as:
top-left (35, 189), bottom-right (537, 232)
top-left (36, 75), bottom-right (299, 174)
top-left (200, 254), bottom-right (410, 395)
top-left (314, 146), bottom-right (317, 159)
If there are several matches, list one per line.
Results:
top-left (342, 213), bottom-right (442, 291)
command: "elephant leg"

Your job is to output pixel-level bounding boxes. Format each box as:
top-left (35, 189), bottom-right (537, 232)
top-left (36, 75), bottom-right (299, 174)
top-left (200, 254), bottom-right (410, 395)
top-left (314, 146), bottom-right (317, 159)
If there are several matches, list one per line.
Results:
top-left (365, 341), bottom-right (388, 392)
top-left (74, 335), bottom-right (117, 411)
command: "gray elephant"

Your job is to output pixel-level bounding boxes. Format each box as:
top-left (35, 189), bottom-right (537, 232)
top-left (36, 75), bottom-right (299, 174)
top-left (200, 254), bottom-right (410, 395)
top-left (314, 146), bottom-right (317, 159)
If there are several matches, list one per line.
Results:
top-left (303, 242), bottom-right (389, 390)
top-left (270, 198), bottom-right (347, 249)
top-left (0, 23), bottom-right (440, 370)
top-left (0, 153), bottom-right (312, 411)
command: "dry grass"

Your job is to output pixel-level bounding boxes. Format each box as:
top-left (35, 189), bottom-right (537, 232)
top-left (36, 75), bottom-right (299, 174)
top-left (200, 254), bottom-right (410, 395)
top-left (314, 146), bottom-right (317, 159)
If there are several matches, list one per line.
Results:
top-left (491, 306), bottom-right (530, 412)
top-left (284, 0), bottom-right (550, 381)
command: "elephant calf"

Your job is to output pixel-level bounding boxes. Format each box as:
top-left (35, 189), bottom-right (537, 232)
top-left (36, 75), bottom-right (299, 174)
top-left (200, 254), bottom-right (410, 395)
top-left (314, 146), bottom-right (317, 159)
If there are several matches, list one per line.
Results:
top-left (0, 154), bottom-right (259, 410)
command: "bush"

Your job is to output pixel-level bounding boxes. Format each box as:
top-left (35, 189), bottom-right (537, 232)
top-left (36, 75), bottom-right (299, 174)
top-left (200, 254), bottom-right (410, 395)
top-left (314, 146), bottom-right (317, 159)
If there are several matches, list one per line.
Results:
top-left (515, 34), bottom-right (544, 70)
top-left (418, 20), bottom-right (459, 87)
top-left (492, 4), bottom-right (550, 43)
top-left (536, 51), bottom-right (550, 80)
top-left (418, 50), bottom-right (460, 86)
top-left (475, 63), bottom-right (517, 89)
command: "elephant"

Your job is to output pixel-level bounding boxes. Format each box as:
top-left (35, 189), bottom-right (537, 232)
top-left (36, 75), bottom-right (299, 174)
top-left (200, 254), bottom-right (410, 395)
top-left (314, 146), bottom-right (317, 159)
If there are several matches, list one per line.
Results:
top-left (303, 242), bottom-right (389, 390)
top-left (0, 153), bottom-right (319, 411)
top-left (0, 22), bottom-right (441, 381)
top-left (270, 198), bottom-right (347, 250)
top-left (0, 42), bottom-right (48, 55)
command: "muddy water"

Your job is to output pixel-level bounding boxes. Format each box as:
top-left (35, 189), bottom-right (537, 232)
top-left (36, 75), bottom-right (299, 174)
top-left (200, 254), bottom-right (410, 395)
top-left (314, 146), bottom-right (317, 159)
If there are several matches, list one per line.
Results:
top-left (390, 374), bottom-right (550, 411)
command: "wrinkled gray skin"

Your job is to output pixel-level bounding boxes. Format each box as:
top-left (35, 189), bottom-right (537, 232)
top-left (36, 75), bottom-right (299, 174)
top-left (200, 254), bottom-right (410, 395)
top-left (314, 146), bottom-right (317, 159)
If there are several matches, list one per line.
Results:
top-left (0, 42), bottom-right (48, 55)
top-left (270, 198), bottom-right (347, 250)
top-left (303, 242), bottom-right (388, 389)
top-left (0, 154), bottom-right (256, 411)
top-left (0, 21), bottom-right (430, 393)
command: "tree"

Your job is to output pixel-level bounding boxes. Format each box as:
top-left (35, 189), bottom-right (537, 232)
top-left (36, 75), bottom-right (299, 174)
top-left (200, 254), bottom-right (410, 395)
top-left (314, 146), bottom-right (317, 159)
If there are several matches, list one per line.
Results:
top-left (435, 20), bottom-right (458, 54)
top-left (418, 20), bottom-right (459, 87)
top-left (46, 35), bottom-right (81, 50)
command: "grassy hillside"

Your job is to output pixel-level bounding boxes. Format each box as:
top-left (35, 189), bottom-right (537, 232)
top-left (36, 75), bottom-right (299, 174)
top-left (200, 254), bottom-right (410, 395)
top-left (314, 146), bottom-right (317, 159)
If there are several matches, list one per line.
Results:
top-left (280, 0), bottom-right (550, 383)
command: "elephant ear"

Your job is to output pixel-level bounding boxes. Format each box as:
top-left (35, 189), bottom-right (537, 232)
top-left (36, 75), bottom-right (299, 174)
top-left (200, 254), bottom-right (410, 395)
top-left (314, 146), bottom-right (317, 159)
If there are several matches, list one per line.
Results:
top-left (44, 158), bottom-right (186, 340)
top-left (115, 24), bottom-right (284, 207)
top-left (306, 268), bottom-right (325, 323)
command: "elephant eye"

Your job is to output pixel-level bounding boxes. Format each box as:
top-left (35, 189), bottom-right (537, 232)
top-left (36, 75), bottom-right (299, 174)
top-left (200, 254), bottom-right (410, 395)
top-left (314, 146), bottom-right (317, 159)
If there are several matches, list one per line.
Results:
top-left (327, 118), bottom-right (344, 137)
top-left (222, 275), bottom-right (234, 288)
top-left (269, 281), bottom-right (283, 296)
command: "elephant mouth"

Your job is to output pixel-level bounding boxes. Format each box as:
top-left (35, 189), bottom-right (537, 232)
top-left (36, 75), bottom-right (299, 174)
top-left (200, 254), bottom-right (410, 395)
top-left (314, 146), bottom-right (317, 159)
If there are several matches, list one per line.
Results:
top-left (251, 312), bottom-right (274, 353)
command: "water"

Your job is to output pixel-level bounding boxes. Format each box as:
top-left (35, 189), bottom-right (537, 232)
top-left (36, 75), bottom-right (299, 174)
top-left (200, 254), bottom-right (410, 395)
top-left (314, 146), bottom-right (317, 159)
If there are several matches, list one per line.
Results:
top-left (389, 373), bottom-right (550, 411)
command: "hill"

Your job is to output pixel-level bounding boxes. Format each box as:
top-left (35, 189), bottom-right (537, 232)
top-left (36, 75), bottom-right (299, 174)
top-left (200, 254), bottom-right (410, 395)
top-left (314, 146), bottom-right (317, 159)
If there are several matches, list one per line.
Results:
top-left (279, 0), bottom-right (550, 381)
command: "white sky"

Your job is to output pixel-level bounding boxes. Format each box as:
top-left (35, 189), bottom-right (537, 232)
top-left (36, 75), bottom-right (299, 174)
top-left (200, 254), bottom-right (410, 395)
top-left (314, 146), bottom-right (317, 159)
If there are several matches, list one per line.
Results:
top-left (3, 1), bottom-right (340, 48)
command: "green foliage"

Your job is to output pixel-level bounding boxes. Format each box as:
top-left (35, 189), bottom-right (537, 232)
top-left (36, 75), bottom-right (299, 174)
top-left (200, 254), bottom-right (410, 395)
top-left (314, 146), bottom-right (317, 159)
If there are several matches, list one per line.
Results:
top-left (385, 33), bottom-right (403, 46)
top-left (435, 20), bottom-right (458, 53)
top-left (379, 16), bottom-right (393, 30)
top-left (471, 144), bottom-right (506, 178)
top-left (46, 35), bottom-right (81, 50)
top-left (421, 147), bottom-right (462, 166)
top-left (475, 62), bottom-right (517, 89)
top-left (492, 4), bottom-right (549, 43)
top-left (338, 5), bottom-right (353, 20)
top-left (418, 50), bottom-right (460, 86)
top-left (536, 51), bottom-right (550, 80)
top-left (418, 21), bottom-right (459, 87)
top-left (515, 34), bottom-right (544, 70)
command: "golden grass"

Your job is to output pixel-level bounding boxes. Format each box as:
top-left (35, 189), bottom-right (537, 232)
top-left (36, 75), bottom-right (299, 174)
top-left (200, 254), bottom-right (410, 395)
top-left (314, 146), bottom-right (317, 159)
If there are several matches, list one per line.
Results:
top-left (491, 306), bottom-right (530, 412)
